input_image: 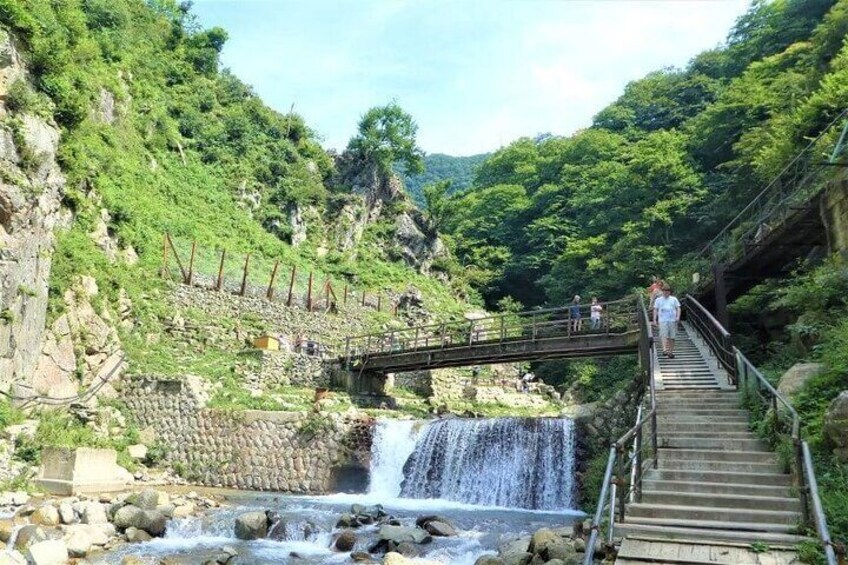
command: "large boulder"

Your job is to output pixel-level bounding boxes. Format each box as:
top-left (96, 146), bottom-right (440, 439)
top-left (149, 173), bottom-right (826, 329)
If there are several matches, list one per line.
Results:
top-left (112, 505), bottom-right (144, 530)
top-left (31, 505), bottom-right (60, 527)
top-left (378, 525), bottom-right (432, 545)
top-left (81, 502), bottom-right (108, 525)
top-left (824, 391), bottom-right (848, 461)
top-left (25, 539), bottom-right (68, 565)
top-left (234, 511), bottom-right (269, 541)
top-left (126, 489), bottom-right (159, 510)
top-left (383, 552), bottom-right (441, 565)
top-left (777, 363), bottom-right (825, 397)
top-left (528, 528), bottom-right (575, 561)
top-left (474, 557), bottom-right (506, 565)
top-left (415, 515), bottom-right (457, 537)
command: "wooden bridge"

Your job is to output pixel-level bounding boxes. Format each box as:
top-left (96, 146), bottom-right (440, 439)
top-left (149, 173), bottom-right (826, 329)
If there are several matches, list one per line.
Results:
top-left (341, 297), bottom-right (641, 373)
top-left (695, 108), bottom-right (848, 325)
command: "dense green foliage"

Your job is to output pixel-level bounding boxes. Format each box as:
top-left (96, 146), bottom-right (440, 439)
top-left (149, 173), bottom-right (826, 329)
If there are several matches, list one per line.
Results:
top-left (400, 152), bottom-right (490, 206)
top-left (347, 102), bottom-right (424, 177)
top-left (437, 0), bottom-right (848, 308)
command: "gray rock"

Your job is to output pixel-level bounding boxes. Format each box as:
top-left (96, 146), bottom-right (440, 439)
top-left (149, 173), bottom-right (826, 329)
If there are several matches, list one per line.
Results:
top-left (234, 511), bottom-right (268, 541)
top-left (81, 502), bottom-right (108, 524)
top-left (777, 363), bottom-right (825, 397)
top-left (422, 519), bottom-right (456, 537)
top-left (528, 528), bottom-right (574, 561)
top-left (14, 525), bottom-right (46, 550)
top-left (378, 525), bottom-right (432, 545)
top-left (125, 526), bottom-right (152, 543)
top-left (474, 556), bottom-right (506, 565)
top-left (500, 552), bottom-right (532, 565)
top-left (126, 489), bottom-right (159, 510)
top-left (25, 539), bottom-right (68, 565)
top-left (139, 509), bottom-right (167, 537)
top-left (58, 502), bottom-right (75, 525)
top-left (825, 391), bottom-right (848, 461)
top-left (113, 505), bottom-right (144, 530)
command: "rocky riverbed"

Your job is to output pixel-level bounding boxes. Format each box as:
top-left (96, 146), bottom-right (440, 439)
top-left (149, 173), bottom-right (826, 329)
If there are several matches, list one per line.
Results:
top-left (90, 492), bottom-right (589, 565)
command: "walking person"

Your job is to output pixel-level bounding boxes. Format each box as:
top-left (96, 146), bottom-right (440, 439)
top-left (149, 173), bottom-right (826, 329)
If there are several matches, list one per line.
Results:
top-left (653, 285), bottom-right (681, 358)
top-left (590, 297), bottom-right (603, 330)
top-left (570, 295), bottom-right (583, 333)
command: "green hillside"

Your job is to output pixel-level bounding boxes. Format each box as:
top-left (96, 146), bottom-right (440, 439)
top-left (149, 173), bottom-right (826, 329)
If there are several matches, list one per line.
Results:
top-left (400, 152), bottom-right (489, 205)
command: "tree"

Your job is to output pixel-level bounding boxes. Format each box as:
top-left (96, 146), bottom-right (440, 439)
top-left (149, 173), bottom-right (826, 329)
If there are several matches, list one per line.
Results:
top-left (422, 179), bottom-right (452, 230)
top-left (347, 102), bottom-right (424, 176)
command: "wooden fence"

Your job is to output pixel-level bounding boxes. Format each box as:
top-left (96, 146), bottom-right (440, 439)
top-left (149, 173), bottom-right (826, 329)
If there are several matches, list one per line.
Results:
top-left (159, 233), bottom-right (401, 316)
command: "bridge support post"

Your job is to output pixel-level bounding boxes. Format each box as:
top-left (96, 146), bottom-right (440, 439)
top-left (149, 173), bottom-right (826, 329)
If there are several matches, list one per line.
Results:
top-left (712, 262), bottom-right (730, 329)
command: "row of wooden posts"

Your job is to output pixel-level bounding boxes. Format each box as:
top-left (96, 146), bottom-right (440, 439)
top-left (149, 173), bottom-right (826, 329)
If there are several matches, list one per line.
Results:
top-left (160, 233), bottom-right (399, 315)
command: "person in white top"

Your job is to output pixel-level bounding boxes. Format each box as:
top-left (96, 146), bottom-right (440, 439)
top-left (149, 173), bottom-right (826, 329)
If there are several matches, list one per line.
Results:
top-left (652, 285), bottom-right (681, 358)
top-left (590, 297), bottom-right (603, 330)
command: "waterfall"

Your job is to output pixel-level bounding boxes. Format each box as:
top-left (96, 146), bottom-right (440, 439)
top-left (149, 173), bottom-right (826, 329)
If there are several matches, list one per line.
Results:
top-left (400, 418), bottom-right (576, 510)
top-left (368, 419), bottom-right (423, 498)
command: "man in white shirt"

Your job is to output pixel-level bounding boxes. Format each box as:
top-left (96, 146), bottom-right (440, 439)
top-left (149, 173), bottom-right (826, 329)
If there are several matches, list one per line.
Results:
top-left (653, 286), bottom-right (681, 358)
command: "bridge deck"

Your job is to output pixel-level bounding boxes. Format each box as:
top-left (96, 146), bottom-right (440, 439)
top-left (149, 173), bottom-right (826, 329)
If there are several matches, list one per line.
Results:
top-left (351, 330), bottom-right (639, 372)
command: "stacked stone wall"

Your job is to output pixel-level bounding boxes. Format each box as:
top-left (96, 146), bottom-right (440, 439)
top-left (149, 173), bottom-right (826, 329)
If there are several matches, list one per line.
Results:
top-left (241, 351), bottom-right (329, 389)
top-left (120, 376), bottom-right (372, 493)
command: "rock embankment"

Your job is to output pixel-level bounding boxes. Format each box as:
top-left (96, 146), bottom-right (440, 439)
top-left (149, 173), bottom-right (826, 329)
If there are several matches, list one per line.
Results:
top-left (474, 521), bottom-right (605, 565)
top-left (0, 487), bottom-right (219, 563)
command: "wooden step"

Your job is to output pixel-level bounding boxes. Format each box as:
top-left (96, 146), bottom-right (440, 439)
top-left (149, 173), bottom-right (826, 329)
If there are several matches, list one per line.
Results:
top-left (614, 522), bottom-right (809, 546)
top-left (615, 536), bottom-right (800, 565)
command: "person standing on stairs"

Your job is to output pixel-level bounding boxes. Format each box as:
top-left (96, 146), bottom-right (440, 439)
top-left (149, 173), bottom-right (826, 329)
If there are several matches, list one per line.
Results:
top-left (653, 285), bottom-right (681, 358)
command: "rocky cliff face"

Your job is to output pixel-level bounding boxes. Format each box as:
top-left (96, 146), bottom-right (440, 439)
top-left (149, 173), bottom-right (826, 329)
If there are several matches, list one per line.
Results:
top-left (0, 31), bottom-right (68, 393)
top-left (330, 155), bottom-right (448, 274)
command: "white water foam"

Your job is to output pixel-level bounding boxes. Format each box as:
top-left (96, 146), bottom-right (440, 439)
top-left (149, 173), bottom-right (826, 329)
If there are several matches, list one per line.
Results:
top-left (367, 419), bottom-right (423, 498)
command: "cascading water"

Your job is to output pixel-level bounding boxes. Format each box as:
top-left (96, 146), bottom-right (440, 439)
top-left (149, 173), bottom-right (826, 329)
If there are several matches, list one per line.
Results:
top-left (399, 418), bottom-right (576, 510)
top-left (368, 419), bottom-right (423, 498)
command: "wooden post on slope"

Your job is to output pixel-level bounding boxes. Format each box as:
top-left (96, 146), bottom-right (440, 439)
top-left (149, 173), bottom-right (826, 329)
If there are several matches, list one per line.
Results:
top-left (361, 291), bottom-right (366, 307)
top-left (240, 253), bottom-right (251, 296)
top-left (216, 249), bottom-right (226, 291)
top-left (343, 284), bottom-right (348, 306)
top-left (306, 271), bottom-right (313, 311)
top-left (187, 241), bottom-right (197, 286)
top-left (266, 260), bottom-right (280, 300)
top-left (161, 233), bottom-right (169, 279)
top-left (286, 266), bottom-right (297, 307)
top-left (166, 234), bottom-right (188, 283)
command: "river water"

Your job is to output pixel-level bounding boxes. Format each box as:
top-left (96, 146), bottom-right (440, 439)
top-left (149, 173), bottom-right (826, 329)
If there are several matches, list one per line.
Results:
top-left (97, 417), bottom-right (583, 564)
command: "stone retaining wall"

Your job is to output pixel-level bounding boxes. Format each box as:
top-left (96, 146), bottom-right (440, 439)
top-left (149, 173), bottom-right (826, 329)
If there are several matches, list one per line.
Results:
top-left (119, 376), bottom-right (372, 493)
top-left (241, 351), bottom-right (329, 389)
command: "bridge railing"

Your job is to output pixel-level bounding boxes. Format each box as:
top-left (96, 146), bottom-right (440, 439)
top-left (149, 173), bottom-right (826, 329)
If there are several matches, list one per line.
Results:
top-left (698, 108), bottom-right (848, 270)
top-left (342, 297), bottom-right (639, 367)
top-left (584, 296), bottom-right (658, 564)
top-left (682, 295), bottom-right (841, 564)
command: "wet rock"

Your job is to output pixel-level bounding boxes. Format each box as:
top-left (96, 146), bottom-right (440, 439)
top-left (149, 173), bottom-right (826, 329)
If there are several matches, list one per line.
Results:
top-left (392, 541), bottom-right (421, 557)
top-left (172, 502), bottom-right (195, 518)
top-left (334, 529), bottom-right (357, 552)
top-left (378, 525), bottom-right (432, 545)
top-left (474, 557), bottom-right (506, 565)
top-left (121, 557), bottom-right (145, 565)
top-left (139, 510), bottom-right (167, 537)
top-left (125, 526), bottom-right (152, 543)
top-left (500, 552), bottom-right (532, 565)
top-left (0, 518), bottom-right (15, 542)
top-left (14, 525), bottom-right (46, 550)
top-left (266, 513), bottom-right (287, 541)
top-left (383, 552), bottom-right (441, 565)
top-left (351, 551), bottom-right (376, 563)
top-left (417, 516), bottom-right (456, 537)
top-left (25, 539), bottom-right (68, 565)
top-left (336, 513), bottom-right (356, 528)
top-left (112, 505), bottom-right (144, 530)
top-left (234, 511), bottom-right (268, 540)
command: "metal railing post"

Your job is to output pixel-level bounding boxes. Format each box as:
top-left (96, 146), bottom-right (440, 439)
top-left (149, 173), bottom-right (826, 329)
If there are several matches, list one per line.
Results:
top-left (617, 445), bottom-right (627, 522)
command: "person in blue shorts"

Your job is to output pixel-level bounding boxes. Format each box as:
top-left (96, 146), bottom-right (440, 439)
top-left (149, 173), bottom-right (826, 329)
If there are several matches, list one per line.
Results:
top-left (570, 295), bottom-right (583, 332)
top-left (652, 285), bottom-right (681, 358)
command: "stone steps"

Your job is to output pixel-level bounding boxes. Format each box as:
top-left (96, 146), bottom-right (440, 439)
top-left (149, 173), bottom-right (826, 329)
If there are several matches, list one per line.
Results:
top-left (640, 490), bottom-right (802, 512)
top-left (614, 523), bottom-right (809, 546)
top-left (658, 458), bottom-right (783, 474)
top-left (624, 504), bottom-right (802, 526)
top-left (641, 478), bottom-right (792, 498)
top-left (656, 437), bottom-right (769, 451)
top-left (644, 468), bottom-right (792, 486)
top-left (659, 423), bottom-right (751, 433)
top-left (658, 448), bottom-right (776, 463)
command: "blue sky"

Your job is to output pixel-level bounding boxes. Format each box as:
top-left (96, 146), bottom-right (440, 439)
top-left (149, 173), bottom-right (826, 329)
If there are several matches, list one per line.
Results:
top-left (192, 0), bottom-right (751, 156)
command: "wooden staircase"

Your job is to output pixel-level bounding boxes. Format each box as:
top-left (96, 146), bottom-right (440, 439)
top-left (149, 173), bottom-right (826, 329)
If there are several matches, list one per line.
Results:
top-left (614, 326), bottom-right (807, 564)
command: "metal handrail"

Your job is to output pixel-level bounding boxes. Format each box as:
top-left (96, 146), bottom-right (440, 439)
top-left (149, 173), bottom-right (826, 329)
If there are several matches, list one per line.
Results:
top-left (699, 108), bottom-right (848, 261)
top-left (583, 296), bottom-right (657, 565)
top-left (683, 295), bottom-right (839, 564)
top-left (682, 294), bottom-right (736, 381)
